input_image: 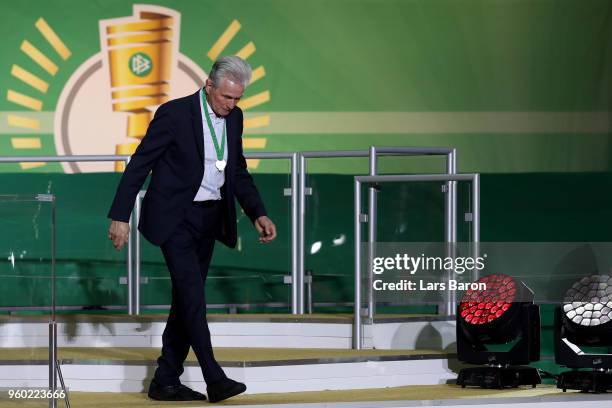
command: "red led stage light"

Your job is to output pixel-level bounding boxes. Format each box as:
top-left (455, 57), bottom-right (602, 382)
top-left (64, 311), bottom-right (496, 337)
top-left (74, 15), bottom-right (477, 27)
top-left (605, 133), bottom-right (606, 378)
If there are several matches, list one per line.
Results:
top-left (456, 274), bottom-right (541, 389)
top-left (459, 274), bottom-right (517, 326)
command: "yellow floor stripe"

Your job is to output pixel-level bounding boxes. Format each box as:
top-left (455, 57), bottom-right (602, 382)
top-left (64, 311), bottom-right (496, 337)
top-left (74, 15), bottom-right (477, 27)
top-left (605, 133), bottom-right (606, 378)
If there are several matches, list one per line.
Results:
top-left (11, 137), bottom-right (41, 149)
top-left (7, 90), bottom-right (43, 111)
top-left (21, 40), bottom-right (58, 75)
top-left (207, 20), bottom-right (241, 61)
top-left (236, 42), bottom-right (256, 60)
top-left (244, 115), bottom-right (270, 129)
top-left (251, 66), bottom-right (266, 84)
top-left (0, 384), bottom-right (564, 407)
top-left (35, 18), bottom-right (71, 60)
top-left (246, 158), bottom-right (260, 168)
top-left (238, 91), bottom-right (270, 110)
top-left (243, 137), bottom-right (267, 149)
top-left (7, 114), bottom-right (40, 130)
top-left (11, 65), bottom-right (49, 93)
top-left (20, 162), bottom-right (45, 170)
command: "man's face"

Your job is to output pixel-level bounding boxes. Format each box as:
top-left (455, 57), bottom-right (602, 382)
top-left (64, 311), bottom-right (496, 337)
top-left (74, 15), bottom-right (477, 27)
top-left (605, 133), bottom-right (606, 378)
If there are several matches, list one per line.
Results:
top-left (204, 77), bottom-right (245, 117)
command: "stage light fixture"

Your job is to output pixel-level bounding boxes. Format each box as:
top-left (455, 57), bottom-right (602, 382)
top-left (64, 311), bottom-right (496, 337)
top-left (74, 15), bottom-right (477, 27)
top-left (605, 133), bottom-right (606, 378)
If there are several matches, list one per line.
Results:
top-left (555, 274), bottom-right (612, 393)
top-left (456, 274), bottom-right (541, 389)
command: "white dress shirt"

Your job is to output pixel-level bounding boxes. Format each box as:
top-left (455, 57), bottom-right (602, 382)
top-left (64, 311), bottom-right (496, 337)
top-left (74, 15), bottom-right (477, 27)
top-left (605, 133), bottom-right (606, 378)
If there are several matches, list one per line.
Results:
top-left (193, 88), bottom-right (228, 201)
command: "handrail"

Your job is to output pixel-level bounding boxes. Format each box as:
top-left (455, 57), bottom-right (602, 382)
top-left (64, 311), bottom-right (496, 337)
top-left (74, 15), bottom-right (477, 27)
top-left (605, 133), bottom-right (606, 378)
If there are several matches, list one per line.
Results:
top-left (0, 155), bottom-right (130, 162)
top-left (0, 148), bottom-right (461, 322)
top-left (0, 152), bottom-right (295, 161)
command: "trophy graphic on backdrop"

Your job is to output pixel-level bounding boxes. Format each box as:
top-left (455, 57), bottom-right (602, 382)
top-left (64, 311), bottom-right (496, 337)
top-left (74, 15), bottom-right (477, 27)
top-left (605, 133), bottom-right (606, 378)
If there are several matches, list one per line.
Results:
top-left (100, 5), bottom-right (180, 171)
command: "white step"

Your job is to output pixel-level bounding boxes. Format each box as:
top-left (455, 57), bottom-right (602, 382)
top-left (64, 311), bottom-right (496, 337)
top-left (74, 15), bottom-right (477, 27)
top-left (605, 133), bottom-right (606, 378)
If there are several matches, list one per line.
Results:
top-left (0, 315), bottom-right (456, 350)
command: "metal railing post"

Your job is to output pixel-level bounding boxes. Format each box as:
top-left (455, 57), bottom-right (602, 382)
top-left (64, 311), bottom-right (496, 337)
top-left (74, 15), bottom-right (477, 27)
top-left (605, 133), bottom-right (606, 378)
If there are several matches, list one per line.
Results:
top-left (48, 194), bottom-right (57, 408)
top-left (297, 154), bottom-right (306, 314)
top-left (48, 322), bottom-right (57, 408)
top-left (291, 153), bottom-right (300, 314)
top-left (444, 149), bottom-right (458, 316)
top-left (367, 147), bottom-right (377, 320)
top-left (126, 158), bottom-right (135, 316)
top-left (354, 178), bottom-right (363, 349)
top-left (472, 174), bottom-right (481, 282)
top-left (134, 193), bottom-right (142, 315)
top-left (450, 149), bottom-right (458, 243)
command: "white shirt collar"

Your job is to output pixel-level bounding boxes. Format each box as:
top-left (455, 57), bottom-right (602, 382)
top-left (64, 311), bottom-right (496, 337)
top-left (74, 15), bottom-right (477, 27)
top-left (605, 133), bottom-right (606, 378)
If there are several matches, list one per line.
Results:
top-left (202, 89), bottom-right (224, 121)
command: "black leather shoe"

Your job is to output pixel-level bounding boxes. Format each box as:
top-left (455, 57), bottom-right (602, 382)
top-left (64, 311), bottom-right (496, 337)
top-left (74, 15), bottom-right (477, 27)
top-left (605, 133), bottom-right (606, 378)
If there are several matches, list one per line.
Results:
top-left (148, 380), bottom-right (207, 401)
top-left (207, 378), bottom-right (247, 403)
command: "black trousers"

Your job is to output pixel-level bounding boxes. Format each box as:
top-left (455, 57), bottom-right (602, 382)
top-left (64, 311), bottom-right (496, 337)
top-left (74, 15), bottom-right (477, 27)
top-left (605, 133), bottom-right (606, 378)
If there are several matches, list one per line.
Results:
top-left (153, 200), bottom-right (227, 386)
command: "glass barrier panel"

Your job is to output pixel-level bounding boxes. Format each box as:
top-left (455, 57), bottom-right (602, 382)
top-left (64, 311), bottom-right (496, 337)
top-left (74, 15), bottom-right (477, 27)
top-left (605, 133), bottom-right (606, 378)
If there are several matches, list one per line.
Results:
top-left (304, 157), bottom-right (369, 313)
top-left (139, 159), bottom-right (293, 314)
top-left (0, 194), bottom-right (54, 398)
top-left (367, 178), bottom-right (472, 353)
top-left (0, 170), bottom-right (127, 313)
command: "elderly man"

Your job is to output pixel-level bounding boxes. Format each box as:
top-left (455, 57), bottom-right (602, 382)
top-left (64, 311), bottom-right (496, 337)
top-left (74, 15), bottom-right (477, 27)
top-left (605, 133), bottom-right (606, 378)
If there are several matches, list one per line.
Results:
top-left (108, 56), bottom-right (276, 402)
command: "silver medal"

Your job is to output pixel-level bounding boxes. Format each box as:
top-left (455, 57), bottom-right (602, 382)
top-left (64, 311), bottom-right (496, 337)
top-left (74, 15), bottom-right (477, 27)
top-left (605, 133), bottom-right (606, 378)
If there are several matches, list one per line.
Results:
top-left (215, 160), bottom-right (226, 171)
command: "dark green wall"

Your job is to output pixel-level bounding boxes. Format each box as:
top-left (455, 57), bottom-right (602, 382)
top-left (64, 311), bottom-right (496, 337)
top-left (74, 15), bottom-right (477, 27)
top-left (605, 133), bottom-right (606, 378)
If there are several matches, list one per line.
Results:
top-left (0, 171), bottom-right (610, 308)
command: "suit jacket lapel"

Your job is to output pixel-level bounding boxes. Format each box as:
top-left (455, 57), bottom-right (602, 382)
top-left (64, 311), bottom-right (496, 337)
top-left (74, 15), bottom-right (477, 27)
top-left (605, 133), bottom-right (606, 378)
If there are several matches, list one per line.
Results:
top-left (190, 90), bottom-right (204, 166)
top-left (225, 110), bottom-right (236, 170)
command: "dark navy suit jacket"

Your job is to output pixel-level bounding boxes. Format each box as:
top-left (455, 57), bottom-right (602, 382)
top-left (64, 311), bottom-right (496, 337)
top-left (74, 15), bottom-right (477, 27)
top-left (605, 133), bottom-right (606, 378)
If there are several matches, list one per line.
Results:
top-left (107, 90), bottom-right (267, 248)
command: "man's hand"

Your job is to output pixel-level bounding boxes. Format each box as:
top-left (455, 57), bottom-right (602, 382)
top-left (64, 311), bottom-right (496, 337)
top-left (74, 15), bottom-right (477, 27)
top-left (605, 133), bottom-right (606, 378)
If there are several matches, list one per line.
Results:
top-left (254, 216), bottom-right (277, 244)
top-left (108, 220), bottom-right (130, 251)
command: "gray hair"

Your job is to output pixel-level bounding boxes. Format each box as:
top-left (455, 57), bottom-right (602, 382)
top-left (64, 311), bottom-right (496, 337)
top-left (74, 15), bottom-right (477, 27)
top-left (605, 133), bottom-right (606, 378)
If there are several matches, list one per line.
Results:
top-left (208, 56), bottom-right (252, 88)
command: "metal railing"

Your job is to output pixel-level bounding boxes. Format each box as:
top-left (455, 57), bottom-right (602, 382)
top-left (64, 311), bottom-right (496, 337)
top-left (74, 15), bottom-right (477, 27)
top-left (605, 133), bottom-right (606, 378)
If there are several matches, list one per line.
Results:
top-left (298, 147), bottom-right (457, 315)
top-left (0, 148), bottom-right (459, 320)
top-left (0, 154), bottom-right (299, 315)
top-left (353, 173), bottom-right (480, 349)
top-left (133, 152), bottom-right (299, 314)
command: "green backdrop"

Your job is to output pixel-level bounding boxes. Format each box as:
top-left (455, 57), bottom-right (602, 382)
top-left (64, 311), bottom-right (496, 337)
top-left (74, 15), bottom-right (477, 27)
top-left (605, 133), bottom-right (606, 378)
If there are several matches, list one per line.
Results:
top-left (1, 0), bottom-right (611, 173)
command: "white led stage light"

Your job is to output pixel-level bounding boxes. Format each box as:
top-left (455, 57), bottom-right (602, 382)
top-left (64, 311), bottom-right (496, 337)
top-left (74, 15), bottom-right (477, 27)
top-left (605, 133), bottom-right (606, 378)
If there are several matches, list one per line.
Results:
top-left (556, 274), bottom-right (612, 393)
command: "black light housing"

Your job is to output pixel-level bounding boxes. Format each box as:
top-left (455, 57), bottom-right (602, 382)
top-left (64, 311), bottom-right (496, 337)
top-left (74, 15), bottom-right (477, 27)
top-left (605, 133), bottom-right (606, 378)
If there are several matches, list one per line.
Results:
top-left (555, 274), bottom-right (612, 393)
top-left (456, 274), bottom-right (541, 389)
